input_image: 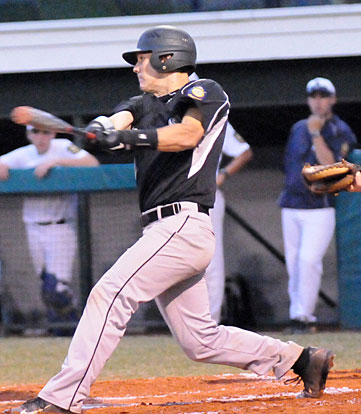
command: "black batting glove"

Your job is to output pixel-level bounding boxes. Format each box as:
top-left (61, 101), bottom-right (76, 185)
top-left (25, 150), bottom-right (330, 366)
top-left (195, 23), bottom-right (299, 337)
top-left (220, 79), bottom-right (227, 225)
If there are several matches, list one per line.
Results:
top-left (84, 116), bottom-right (158, 151)
top-left (84, 116), bottom-right (119, 151)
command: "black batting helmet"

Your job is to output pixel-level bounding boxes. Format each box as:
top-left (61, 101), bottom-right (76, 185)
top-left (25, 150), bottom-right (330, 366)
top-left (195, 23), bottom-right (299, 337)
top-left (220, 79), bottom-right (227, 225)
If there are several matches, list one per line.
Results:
top-left (122, 25), bottom-right (197, 74)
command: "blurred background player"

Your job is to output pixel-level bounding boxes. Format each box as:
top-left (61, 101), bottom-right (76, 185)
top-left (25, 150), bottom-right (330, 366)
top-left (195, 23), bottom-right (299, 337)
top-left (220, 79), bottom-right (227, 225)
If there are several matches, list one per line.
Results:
top-left (189, 73), bottom-right (253, 323)
top-left (206, 123), bottom-right (252, 323)
top-left (0, 126), bottom-right (99, 335)
top-left (278, 77), bottom-right (357, 333)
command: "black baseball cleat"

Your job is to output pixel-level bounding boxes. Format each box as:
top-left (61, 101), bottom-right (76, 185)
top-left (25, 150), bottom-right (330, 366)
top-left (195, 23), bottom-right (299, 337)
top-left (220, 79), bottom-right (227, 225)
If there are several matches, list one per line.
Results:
top-left (5, 397), bottom-right (73, 413)
top-left (286, 319), bottom-right (317, 334)
top-left (287, 346), bottom-right (335, 398)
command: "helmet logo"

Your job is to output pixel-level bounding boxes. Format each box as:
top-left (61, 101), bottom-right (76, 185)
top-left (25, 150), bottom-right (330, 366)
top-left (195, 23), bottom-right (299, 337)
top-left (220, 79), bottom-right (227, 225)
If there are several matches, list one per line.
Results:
top-left (188, 86), bottom-right (206, 101)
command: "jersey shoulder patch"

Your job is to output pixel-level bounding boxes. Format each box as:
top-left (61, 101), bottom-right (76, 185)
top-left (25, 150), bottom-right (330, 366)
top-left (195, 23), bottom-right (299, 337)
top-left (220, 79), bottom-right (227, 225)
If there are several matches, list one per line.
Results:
top-left (67, 144), bottom-right (81, 154)
top-left (187, 84), bottom-right (207, 101)
top-left (181, 78), bottom-right (224, 103)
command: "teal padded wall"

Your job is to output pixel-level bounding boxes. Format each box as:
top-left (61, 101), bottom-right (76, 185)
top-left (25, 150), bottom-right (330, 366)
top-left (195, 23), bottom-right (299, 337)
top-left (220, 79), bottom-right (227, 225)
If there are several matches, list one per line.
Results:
top-left (0, 164), bottom-right (136, 194)
top-left (335, 150), bottom-right (361, 328)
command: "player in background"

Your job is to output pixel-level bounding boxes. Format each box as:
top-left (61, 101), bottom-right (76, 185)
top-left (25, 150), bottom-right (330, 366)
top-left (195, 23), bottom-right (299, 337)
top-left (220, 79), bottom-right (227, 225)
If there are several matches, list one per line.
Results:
top-left (189, 73), bottom-right (253, 323)
top-left (0, 126), bottom-right (99, 335)
top-left (278, 77), bottom-right (356, 334)
top-left (207, 124), bottom-right (252, 323)
top-left (9, 26), bottom-right (334, 414)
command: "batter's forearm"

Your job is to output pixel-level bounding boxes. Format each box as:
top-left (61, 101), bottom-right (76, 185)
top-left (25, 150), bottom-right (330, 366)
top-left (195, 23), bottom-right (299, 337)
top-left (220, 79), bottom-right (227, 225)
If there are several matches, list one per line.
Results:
top-left (110, 111), bottom-right (134, 130)
top-left (157, 122), bottom-right (204, 151)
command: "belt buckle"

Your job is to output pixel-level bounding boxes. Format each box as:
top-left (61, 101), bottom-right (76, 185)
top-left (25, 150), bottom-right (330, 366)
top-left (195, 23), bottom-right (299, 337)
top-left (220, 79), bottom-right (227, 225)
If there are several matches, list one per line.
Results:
top-left (156, 205), bottom-right (163, 221)
top-left (172, 202), bottom-right (181, 215)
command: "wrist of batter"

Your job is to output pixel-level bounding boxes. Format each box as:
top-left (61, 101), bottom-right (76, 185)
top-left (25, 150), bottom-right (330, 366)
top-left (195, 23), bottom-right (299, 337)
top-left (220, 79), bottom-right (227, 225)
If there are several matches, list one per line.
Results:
top-left (116, 129), bottom-right (158, 149)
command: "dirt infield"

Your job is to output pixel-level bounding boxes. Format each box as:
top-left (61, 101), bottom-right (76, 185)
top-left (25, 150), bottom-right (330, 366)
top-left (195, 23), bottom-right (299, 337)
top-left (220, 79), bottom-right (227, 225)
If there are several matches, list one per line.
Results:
top-left (1, 370), bottom-right (360, 413)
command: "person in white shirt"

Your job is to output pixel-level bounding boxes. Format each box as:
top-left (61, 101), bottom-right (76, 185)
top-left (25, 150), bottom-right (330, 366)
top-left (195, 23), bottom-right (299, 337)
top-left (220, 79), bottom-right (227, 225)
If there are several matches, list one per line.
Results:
top-left (189, 73), bottom-right (253, 323)
top-left (206, 123), bottom-right (252, 322)
top-left (0, 126), bottom-right (99, 335)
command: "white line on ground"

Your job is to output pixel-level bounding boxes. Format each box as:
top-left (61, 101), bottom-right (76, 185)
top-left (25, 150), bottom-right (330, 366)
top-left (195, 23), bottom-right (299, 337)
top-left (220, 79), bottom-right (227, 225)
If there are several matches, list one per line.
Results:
top-left (2, 385), bottom-right (359, 410)
top-left (82, 387), bottom-right (361, 410)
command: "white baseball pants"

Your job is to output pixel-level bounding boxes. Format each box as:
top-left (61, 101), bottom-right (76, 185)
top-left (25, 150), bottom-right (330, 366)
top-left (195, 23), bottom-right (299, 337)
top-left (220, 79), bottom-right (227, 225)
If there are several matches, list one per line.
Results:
top-left (39, 203), bottom-right (303, 413)
top-left (26, 222), bottom-right (77, 285)
top-left (281, 207), bottom-right (335, 322)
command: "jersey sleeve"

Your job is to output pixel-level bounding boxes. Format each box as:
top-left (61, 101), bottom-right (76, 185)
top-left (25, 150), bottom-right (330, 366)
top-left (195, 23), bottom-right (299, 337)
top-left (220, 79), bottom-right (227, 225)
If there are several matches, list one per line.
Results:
top-left (334, 121), bottom-right (357, 160)
top-left (113, 95), bottom-right (144, 125)
top-left (178, 79), bottom-right (230, 132)
top-left (222, 123), bottom-right (250, 157)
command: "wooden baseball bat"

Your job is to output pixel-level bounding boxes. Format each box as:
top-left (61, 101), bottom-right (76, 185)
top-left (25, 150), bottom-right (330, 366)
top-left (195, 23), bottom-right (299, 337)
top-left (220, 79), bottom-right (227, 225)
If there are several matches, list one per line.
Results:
top-left (10, 106), bottom-right (96, 139)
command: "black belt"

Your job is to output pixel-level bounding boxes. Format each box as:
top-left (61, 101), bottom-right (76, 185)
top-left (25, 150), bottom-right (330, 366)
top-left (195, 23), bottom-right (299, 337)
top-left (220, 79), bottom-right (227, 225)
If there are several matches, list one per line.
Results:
top-left (37, 219), bottom-right (66, 226)
top-left (140, 203), bottom-right (209, 227)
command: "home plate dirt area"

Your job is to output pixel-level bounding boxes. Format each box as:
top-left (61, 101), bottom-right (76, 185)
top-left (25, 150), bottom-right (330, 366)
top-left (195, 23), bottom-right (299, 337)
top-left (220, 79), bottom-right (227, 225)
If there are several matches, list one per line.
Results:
top-left (1, 370), bottom-right (360, 413)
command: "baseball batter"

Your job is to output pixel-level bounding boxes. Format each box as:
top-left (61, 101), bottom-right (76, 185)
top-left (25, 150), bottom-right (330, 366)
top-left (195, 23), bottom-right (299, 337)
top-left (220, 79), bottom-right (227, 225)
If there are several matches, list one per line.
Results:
top-left (0, 126), bottom-right (99, 335)
top-left (9, 26), bottom-right (334, 414)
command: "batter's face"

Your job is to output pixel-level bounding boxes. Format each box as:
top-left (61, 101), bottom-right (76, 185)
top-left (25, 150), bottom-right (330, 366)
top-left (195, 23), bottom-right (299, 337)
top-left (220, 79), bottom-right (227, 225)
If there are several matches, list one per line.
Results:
top-left (27, 128), bottom-right (55, 154)
top-left (133, 53), bottom-right (166, 95)
top-left (307, 92), bottom-right (336, 118)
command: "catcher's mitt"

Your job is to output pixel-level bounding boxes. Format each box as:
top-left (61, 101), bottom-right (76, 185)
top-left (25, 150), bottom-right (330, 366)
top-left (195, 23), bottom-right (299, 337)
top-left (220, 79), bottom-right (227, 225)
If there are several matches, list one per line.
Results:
top-left (302, 159), bottom-right (361, 194)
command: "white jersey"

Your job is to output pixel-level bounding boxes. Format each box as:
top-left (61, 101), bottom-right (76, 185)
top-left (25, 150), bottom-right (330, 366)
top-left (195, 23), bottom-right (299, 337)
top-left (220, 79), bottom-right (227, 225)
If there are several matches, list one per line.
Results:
top-left (222, 123), bottom-right (250, 159)
top-left (216, 123), bottom-right (250, 174)
top-left (0, 139), bottom-right (89, 223)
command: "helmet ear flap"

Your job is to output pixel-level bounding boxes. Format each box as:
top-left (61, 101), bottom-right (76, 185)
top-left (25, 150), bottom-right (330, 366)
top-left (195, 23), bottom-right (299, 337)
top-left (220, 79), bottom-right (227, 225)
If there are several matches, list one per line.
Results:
top-left (151, 52), bottom-right (174, 72)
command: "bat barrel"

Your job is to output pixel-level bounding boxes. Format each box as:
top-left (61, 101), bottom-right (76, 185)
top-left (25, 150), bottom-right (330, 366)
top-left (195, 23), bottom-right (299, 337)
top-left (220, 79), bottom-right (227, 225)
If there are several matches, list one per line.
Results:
top-left (10, 106), bottom-right (97, 140)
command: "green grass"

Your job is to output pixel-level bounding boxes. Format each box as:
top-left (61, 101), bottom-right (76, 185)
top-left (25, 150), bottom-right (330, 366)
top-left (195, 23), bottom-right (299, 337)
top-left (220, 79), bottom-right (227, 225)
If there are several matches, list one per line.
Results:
top-left (0, 331), bottom-right (360, 386)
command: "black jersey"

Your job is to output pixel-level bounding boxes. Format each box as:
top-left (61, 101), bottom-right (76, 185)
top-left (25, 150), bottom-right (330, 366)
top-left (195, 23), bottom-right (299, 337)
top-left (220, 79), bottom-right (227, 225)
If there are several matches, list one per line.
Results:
top-left (114, 78), bottom-right (230, 212)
